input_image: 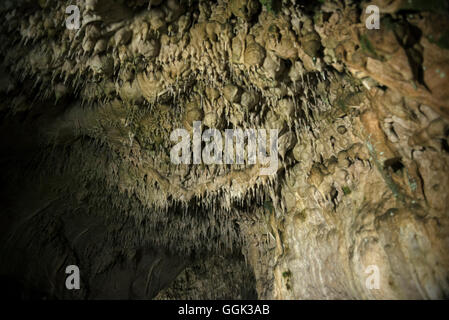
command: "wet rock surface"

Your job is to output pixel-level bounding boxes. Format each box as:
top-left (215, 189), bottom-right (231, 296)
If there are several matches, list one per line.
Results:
top-left (0, 0), bottom-right (448, 299)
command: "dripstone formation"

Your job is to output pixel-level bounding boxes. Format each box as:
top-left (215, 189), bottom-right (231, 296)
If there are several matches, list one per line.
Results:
top-left (0, 0), bottom-right (448, 299)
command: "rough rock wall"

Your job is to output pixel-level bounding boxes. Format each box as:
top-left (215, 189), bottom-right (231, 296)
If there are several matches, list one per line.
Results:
top-left (0, 0), bottom-right (448, 299)
top-left (155, 255), bottom-right (257, 299)
top-left (246, 91), bottom-right (449, 299)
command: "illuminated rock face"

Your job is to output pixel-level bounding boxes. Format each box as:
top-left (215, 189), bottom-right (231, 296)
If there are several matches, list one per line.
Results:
top-left (0, 0), bottom-right (448, 299)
